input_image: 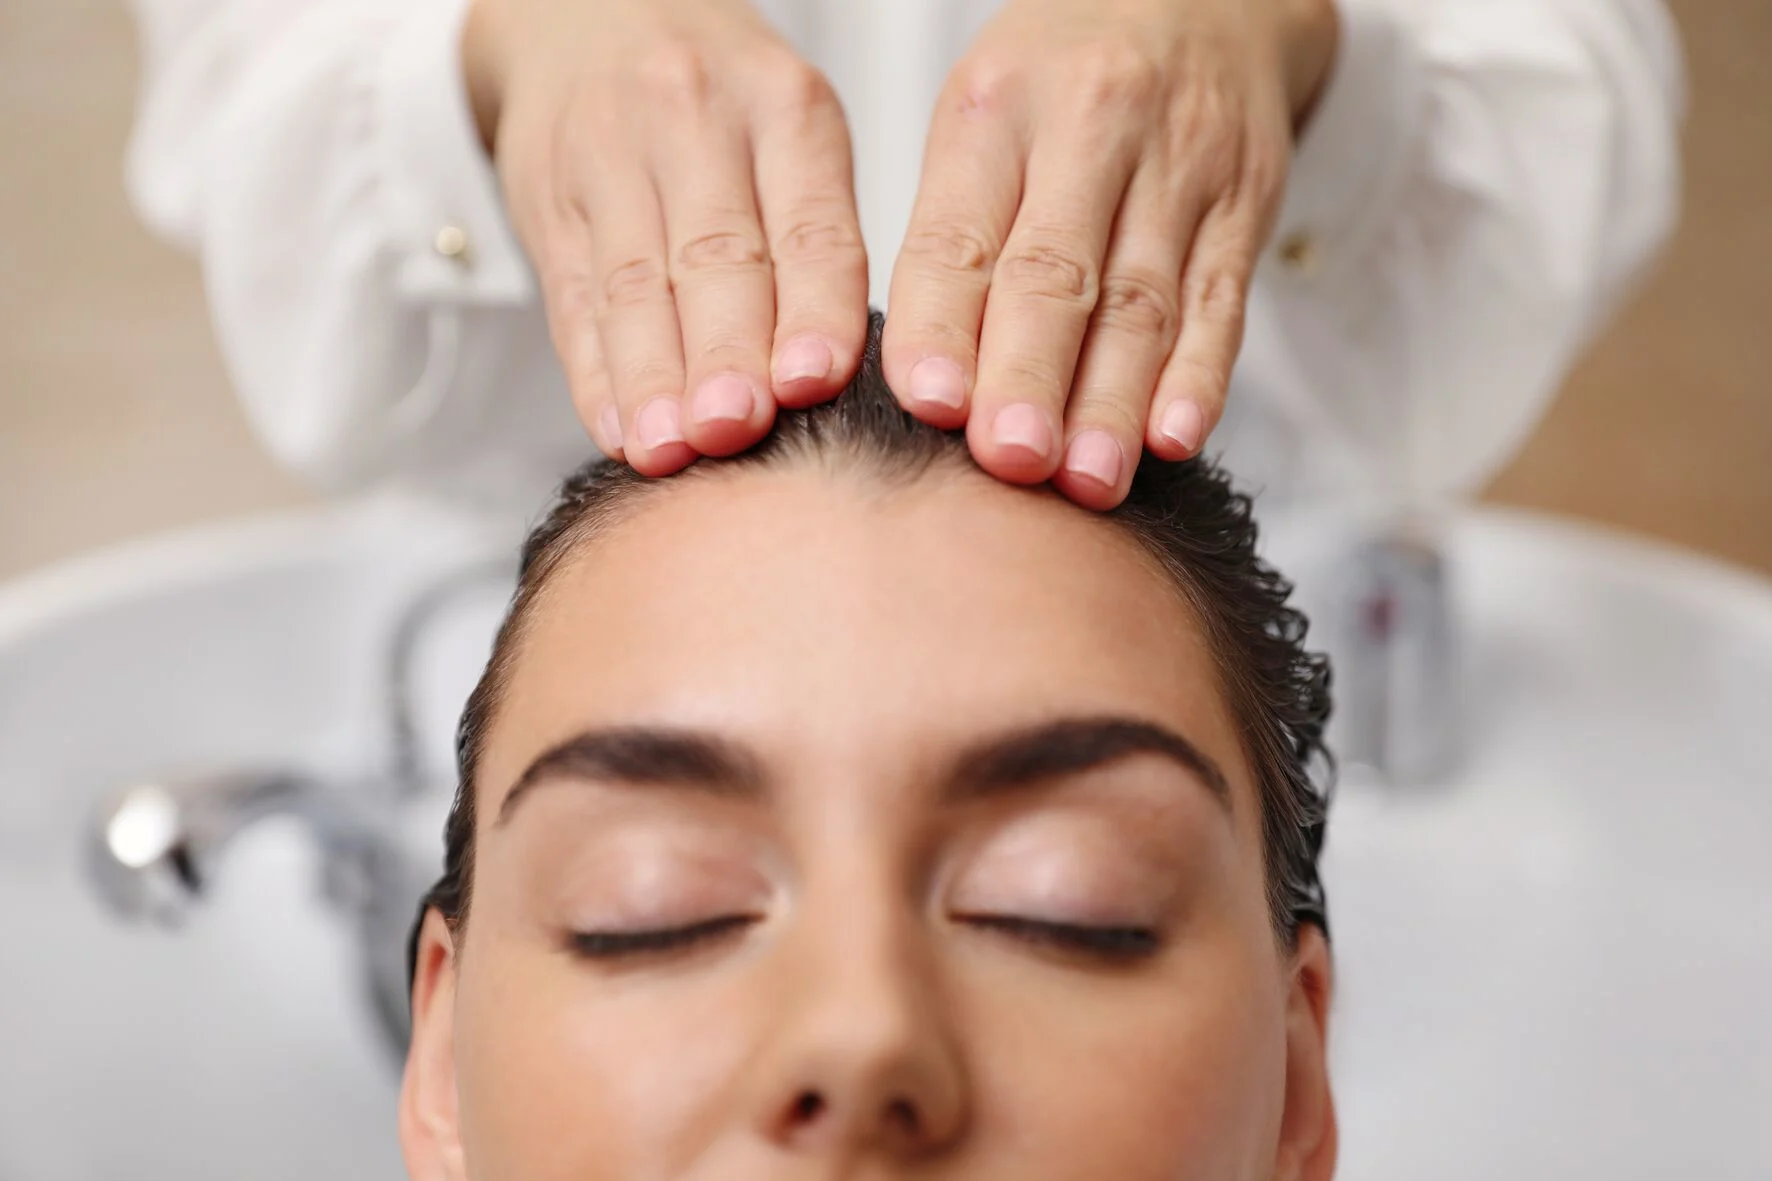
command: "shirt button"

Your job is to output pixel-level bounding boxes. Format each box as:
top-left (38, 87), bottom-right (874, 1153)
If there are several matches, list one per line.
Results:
top-left (433, 223), bottom-right (472, 266)
top-left (1277, 229), bottom-right (1320, 276)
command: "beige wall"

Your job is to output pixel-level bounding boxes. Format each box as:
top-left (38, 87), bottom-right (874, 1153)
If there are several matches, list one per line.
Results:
top-left (1486, 0), bottom-right (1772, 575)
top-left (1, 0), bottom-right (1767, 581)
top-left (0, 0), bottom-right (309, 579)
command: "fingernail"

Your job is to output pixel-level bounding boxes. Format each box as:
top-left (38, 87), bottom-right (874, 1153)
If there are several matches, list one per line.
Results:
top-left (597, 404), bottom-right (623, 452)
top-left (690, 373), bottom-right (758, 426)
top-left (907, 356), bottom-right (967, 410)
top-left (991, 403), bottom-right (1054, 462)
top-left (1064, 430), bottom-right (1124, 489)
top-left (773, 335), bottom-right (834, 385)
top-left (635, 397), bottom-right (685, 450)
top-left (1160, 401), bottom-right (1206, 455)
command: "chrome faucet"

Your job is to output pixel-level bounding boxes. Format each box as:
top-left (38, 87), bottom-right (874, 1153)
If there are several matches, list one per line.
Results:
top-left (89, 771), bottom-right (382, 924)
top-left (84, 556), bottom-right (514, 1056)
top-left (87, 770), bottom-right (431, 1054)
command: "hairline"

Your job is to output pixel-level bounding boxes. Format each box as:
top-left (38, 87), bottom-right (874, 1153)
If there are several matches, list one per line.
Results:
top-left (453, 449), bottom-right (1296, 943)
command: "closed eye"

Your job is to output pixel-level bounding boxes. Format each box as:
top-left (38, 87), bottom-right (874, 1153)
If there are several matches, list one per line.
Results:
top-left (565, 914), bottom-right (1161, 964)
top-left (566, 914), bottom-right (758, 960)
top-left (960, 914), bottom-right (1162, 962)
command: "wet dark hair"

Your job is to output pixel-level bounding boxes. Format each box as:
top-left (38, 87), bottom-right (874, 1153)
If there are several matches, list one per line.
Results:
top-left (413, 314), bottom-right (1331, 983)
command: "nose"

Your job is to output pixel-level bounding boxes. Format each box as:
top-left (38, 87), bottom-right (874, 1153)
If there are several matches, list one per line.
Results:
top-left (750, 901), bottom-right (969, 1161)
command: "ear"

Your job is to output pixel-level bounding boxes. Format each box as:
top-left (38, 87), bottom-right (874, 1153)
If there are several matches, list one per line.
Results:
top-left (400, 909), bottom-right (469, 1181)
top-left (1273, 924), bottom-right (1336, 1181)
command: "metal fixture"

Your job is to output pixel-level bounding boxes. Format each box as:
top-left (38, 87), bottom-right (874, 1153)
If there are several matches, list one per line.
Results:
top-left (87, 769), bottom-right (431, 1053)
top-left (85, 559), bottom-right (514, 1056)
top-left (1327, 529), bottom-right (1461, 785)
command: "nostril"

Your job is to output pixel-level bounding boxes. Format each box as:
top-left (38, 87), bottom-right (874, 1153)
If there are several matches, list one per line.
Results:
top-left (779, 1087), bottom-right (936, 1146)
top-left (887, 1097), bottom-right (919, 1136)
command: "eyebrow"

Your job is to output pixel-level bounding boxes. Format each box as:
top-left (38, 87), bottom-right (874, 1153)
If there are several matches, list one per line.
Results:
top-left (495, 715), bottom-right (1231, 827)
top-left (941, 716), bottom-right (1231, 809)
top-left (497, 728), bottom-right (765, 824)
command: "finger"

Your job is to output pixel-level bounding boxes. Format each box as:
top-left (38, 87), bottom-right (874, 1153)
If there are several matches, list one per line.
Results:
top-left (582, 155), bottom-right (697, 477)
top-left (562, 292), bottom-right (624, 460)
top-left (1052, 163), bottom-right (1197, 509)
top-left (650, 100), bottom-right (777, 458)
top-left (966, 120), bottom-right (1141, 485)
top-left (880, 65), bottom-right (1027, 428)
top-left (1147, 199), bottom-right (1260, 462)
top-left (537, 216), bottom-right (624, 460)
top-left (749, 61), bottom-right (869, 408)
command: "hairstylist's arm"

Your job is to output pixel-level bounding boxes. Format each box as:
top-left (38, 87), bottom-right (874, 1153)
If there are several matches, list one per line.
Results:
top-left (463, 0), bottom-right (868, 475)
top-left (883, 0), bottom-right (1338, 509)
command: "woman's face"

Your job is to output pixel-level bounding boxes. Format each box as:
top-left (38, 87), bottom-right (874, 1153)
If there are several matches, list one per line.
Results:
top-left (402, 467), bottom-right (1335, 1181)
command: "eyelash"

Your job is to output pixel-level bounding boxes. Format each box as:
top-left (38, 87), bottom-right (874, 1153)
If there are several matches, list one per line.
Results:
top-left (962, 915), bottom-right (1162, 962)
top-left (567, 914), bottom-right (1159, 963)
top-left (567, 914), bottom-right (757, 959)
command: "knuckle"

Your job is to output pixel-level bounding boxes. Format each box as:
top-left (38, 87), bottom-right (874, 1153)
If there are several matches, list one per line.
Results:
top-left (1166, 355), bottom-right (1228, 410)
top-left (1165, 96), bottom-right (1240, 177)
top-left (996, 355), bottom-right (1067, 400)
top-left (999, 239), bottom-right (1099, 305)
top-left (599, 255), bottom-right (669, 309)
top-left (639, 41), bottom-right (714, 107)
top-left (948, 52), bottom-right (1022, 115)
top-left (888, 313), bottom-right (978, 366)
top-left (1181, 133), bottom-right (1241, 194)
top-left (674, 227), bottom-right (770, 274)
top-left (771, 211), bottom-right (865, 266)
top-left (1076, 392), bottom-right (1146, 443)
top-left (901, 221), bottom-right (999, 277)
top-left (908, 320), bottom-right (979, 364)
top-left (612, 357), bottom-right (682, 405)
top-left (547, 269), bottom-right (601, 330)
top-left (1240, 139), bottom-right (1288, 203)
top-left (1208, 135), bottom-right (1252, 203)
top-left (761, 56), bottom-right (839, 115)
top-left (1068, 41), bottom-right (1161, 113)
top-left (686, 323), bottom-right (759, 359)
top-left (1096, 270), bottom-right (1180, 340)
top-left (542, 129), bottom-right (592, 224)
top-left (1190, 267), bottom-right (1248, 329)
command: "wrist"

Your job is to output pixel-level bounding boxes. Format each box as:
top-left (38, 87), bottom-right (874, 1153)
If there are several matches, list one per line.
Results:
top-left (1279, 0), bottom-right (1341, 132)
top-left (461, 0), bottom-right (510, 153)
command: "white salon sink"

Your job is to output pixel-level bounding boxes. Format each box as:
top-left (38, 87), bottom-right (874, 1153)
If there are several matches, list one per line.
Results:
top-left (1300, 512), bottom-right (1772, 1179)
top-left (0, 495), bottom-right (514, 1181)
top-left (1, 499), bottom-right (1768, 1180)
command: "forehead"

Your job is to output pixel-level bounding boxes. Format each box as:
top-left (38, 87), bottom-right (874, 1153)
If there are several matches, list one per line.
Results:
top-left (479, 467), bottom-right (1253, 810)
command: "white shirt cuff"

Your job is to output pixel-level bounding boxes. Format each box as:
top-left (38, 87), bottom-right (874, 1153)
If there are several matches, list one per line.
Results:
top-left (1266, 0), bottom-right (1424, 285)
top-left (376, 0), bottom-right (535, 305)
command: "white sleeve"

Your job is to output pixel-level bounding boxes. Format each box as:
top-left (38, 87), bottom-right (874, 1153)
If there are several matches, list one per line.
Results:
top-left (1246, 0), bottom-right (1686, 502)
top-left (125, 0), bottom-right (588, 504)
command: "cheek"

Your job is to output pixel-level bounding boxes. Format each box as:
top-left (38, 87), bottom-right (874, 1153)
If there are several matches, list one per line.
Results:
top-left (451, 935), bottom-right (762, 1180)
top-left (962, 932), bottom-right (1292, 1180)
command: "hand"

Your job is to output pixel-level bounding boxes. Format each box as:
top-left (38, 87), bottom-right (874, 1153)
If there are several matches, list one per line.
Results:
top-left (882, 0), bottom-right (1339, 508)
top-left (462, 0), bottom-right (870, 475)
